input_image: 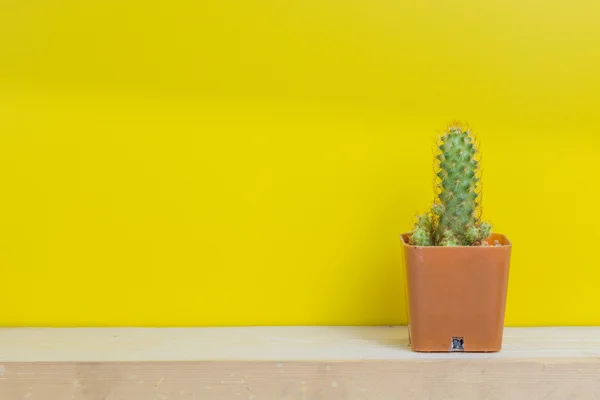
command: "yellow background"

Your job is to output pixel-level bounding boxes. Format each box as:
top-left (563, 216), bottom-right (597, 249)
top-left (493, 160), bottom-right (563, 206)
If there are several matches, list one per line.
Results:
top-left (1, 0), bottom-right (599, 326)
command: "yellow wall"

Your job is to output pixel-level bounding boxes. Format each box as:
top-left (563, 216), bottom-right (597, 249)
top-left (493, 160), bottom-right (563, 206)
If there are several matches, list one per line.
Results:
top-left (1, 0), bottom-right (599, 327)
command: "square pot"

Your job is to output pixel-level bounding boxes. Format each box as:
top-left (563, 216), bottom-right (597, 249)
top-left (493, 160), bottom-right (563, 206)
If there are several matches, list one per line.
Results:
top-left (400, 233), bottom-right (512, 352)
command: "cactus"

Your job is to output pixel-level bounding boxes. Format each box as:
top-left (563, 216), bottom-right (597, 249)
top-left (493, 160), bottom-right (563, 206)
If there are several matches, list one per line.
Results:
top-left (409, 123), bottom-right (492, 246)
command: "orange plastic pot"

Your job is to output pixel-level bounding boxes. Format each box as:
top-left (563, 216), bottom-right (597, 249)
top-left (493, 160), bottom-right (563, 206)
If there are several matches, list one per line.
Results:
top-left (400, 233), bottom-right (512, 352)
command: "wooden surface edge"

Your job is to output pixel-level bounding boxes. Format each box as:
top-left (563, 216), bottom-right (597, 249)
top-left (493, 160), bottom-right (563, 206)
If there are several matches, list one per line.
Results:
top-left (1, 359), bottom-right (599, 400)
top-left (0, 327), bottom-right (599, 399)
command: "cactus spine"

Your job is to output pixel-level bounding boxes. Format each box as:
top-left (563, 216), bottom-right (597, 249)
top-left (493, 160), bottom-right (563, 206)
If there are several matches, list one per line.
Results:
top-left (409, 124), bottom-right (492, 246)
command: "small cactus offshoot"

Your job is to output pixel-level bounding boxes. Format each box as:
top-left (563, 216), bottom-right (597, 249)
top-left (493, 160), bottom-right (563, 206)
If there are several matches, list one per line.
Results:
top-left (409, 123), bottom-right (492, 246)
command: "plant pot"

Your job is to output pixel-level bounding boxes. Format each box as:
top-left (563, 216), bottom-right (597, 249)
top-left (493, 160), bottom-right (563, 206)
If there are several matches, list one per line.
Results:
top-left (400, 233), bottom-right (512, 352)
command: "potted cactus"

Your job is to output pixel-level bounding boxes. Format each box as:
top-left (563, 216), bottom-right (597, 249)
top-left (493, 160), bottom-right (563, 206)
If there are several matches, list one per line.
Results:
top-left (401, 123), bottom-right (512, 352)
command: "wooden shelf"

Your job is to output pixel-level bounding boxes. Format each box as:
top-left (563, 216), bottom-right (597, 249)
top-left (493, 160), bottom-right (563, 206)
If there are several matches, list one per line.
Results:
top-left (0, 327), bottom-right (598, 399)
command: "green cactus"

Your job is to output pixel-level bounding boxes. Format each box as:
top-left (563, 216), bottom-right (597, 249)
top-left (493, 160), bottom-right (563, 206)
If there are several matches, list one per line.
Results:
top-left (409, 123), bottom-right (492, 246)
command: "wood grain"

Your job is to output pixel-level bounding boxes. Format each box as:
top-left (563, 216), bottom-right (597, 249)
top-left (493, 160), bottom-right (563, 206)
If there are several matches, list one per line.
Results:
top-left (0, 327), bottom-right (599, 399)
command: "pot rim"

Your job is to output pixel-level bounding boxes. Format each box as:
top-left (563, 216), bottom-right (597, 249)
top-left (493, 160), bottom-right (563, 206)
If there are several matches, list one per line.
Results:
top-left (400, 232), bottom-right (512, 248)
